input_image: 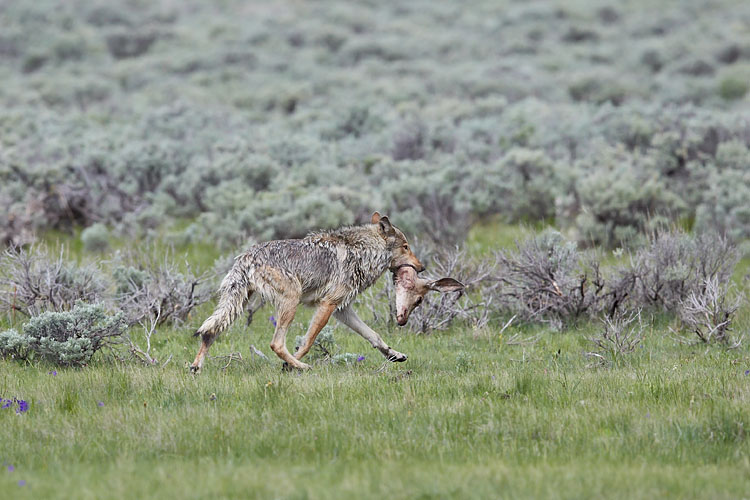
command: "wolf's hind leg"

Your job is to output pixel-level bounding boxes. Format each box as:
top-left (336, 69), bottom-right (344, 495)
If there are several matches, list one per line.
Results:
top-left (270, 295), bottom-right (310, 370)
top-left (191, 337), bottom-right (213, 374)
top-left (294, 301), bottom-right (337, 361)
top-left (191, 283), bottom-right (254, 374)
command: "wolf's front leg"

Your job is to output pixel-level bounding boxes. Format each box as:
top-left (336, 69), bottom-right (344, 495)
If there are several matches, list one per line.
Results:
top-left (333, 306), bottom-right (407, 362)
top-left (294, 301), bottom-right (337, 361)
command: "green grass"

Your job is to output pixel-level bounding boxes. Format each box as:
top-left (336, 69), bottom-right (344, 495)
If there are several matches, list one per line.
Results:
top-left (40, 221), bottom-right (224, 271)
top-left (2, 315), bottom-right (750, 499)
top-left (466, 218), bottom-right (538, 255)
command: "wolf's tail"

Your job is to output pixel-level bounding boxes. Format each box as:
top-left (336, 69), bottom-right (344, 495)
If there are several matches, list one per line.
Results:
top-left (194, 264), bottom-right (251, 340)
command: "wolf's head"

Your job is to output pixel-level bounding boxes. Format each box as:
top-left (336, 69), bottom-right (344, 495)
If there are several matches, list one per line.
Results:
top-left (371, 212), bottom-right (425, 273)
top-left (393, 265), bottom-right (464, 326)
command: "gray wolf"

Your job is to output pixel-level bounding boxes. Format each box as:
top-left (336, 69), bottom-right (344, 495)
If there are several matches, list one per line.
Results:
top-left (191, 212), bottom-right (424, 372)
top-left (393, 264), bottom-right (464, 326)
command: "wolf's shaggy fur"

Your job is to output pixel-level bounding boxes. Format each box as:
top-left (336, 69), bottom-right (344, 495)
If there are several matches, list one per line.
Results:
top-left (191, 213), bottom-right (423, 371)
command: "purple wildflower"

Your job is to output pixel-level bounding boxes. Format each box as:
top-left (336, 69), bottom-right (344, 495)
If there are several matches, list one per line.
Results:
top-left (7, 465), bottom-right (14, 472)
top-left (356, 355), bottom-right (365, 362)
top-left (49, 370), bottom-right (57, 376)
top-left (98, 401), bottom-right (105, 407)
top-left (1, 399), bottom-right (12, 410)
top-left (745, 370), bottom-right (749, 376)
top-left (269, 315), bottom-right (277, 328)
top-left (16, 400), bottom-right (28, 414)
top-left (18, 480), bottom-right (26, 487)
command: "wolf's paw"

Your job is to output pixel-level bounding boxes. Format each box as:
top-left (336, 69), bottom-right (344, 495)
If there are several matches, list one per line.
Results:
top-left (282, 361), bottom-right (312, 372)
top-left (386, 349), bottom-right (408, 362)
top-left (189, 364), bottom-right (201, 375)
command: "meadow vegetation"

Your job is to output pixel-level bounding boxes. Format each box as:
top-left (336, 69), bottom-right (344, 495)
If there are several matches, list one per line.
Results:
top-left (2, 0), bottom-right (750, 249)
top-left (2, 0), bottom-right (750, 498)
top-left (2, 221), bottom-right (749, 498)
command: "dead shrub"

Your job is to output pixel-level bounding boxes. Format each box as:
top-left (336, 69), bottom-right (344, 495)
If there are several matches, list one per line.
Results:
top-left (586, 309), bottom-right (644, 366)
top-left (631, 230), bottom-right (738, 311)
top-left (494, 231), bottom-right (605, 328)
top-left (0, 245), bottom-right (106, 318)
top-left (676, 276), bottom-right (742, 347)
top-left (112, 248), bottom-right (211, 326)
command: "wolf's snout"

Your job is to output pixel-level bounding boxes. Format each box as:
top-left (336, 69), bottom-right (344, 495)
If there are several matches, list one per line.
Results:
top-left (396, 314), bottom-right (407, 326)
top-left (411, 257), bottom-right (425, 273)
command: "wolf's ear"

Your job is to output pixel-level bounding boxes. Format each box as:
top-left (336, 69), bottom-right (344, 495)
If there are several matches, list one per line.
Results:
top-left (371, 212), bottom-right (382, 224)
top-left (377, 215), bottom-right (395, 236)
top-left (428, 278), bottom-right (464, 293)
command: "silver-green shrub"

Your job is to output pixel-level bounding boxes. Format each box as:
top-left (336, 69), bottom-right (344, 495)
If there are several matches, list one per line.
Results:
top-left (2, 0), bottom-right (750, 250)
top-left (567, 146), bottom-right (682, 248)
top-left (467, 148), bottom-right (562, 223)
top-left (81, 223), bottom-right (110, 253)
top-left (694, 141), bottom-right (750, 242)
top-left (0, 302), bottom-right (126, 366)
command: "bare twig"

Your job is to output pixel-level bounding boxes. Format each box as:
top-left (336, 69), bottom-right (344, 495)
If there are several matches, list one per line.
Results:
top-left (499, 315), bottom-right (540, 345)
top-left (249, 344), bottom-right (269, 361)
top-left (124, 289), bottom-right (163, 365)
top-left (505, 333), bottom-right (542, 346)
top-left (212, 351), bottom-right (244, 370)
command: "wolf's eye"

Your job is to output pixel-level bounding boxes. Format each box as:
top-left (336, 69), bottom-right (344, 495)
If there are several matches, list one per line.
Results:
top-left (403, 244), bottom-right (409, 251)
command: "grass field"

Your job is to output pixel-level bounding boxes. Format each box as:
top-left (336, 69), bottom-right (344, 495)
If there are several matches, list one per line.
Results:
top-left (3, 0), bottom-right (750, 496)
top-left (2, 224), bottom-right (750, 499)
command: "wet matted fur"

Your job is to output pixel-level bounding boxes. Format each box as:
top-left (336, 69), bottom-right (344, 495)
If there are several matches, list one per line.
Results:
top-left (191, 212), bottom-right (424, 372)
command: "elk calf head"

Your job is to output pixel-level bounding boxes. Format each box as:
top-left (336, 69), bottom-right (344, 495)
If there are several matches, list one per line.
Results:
top-left (393, 265), bottom-right (464, 326)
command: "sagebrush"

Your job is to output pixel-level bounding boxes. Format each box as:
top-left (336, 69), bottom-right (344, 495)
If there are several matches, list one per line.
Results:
top-left (2, 0), bottom-right (750, 249)
top-left (0, 302), bottom-right (126, 366)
